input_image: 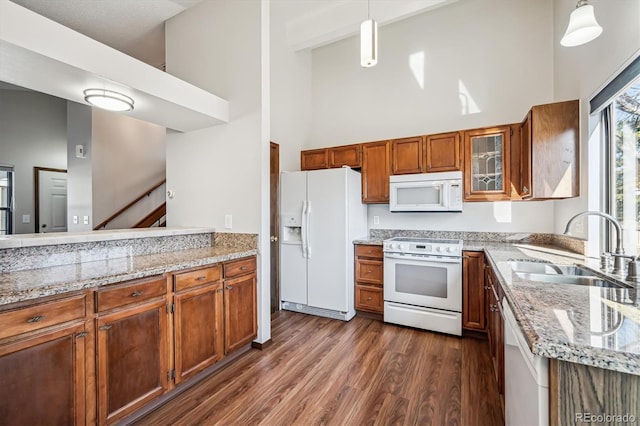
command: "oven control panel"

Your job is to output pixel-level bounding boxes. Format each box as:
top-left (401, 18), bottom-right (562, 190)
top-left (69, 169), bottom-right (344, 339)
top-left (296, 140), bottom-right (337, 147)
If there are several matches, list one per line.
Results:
top-left (383, 237), bottom-right (462, 256)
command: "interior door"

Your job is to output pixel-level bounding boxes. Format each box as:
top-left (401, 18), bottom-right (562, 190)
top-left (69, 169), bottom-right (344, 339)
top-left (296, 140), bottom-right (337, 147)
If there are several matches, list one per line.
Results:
top-left (36, 168), bottom-right (67, 233)
top-left (270, 142), bottom-right (280, 314)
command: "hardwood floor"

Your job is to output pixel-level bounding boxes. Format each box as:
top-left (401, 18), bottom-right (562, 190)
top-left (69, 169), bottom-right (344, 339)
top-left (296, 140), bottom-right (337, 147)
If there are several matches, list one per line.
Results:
top-left (133, 311), bottom-right (504, 426)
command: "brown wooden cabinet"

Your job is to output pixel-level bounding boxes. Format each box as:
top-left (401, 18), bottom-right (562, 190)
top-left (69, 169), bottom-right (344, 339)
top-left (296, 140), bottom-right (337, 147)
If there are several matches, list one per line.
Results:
top-left (519, 100), bottom-right (579, 200)
top-left (425, 131), bottom-right (462, 172)
top-left (485, 264), bottom-right (505, 409)
top-left (354, 244), bottom-right (384, 314)
top-left (95, 276), bottom-right (169, 425)
top-left (0, 294), bottom-right (89, 426)
top-left (329, 144), bottom-right (361, 168)
top-left (391, 136), bottom-right (423, 175)
top-left (301, 148), bottom-right (328, 170)
top-left (462, 251), bottom-right (486, 331)
top-left (362, 141), bottom-right (391, 203)
top-left (223, 257), bottom-right (258, 354)
top-left (464, 126), bottom-right (512, 201)
top-left (173, 265), bottom-right (224, 385)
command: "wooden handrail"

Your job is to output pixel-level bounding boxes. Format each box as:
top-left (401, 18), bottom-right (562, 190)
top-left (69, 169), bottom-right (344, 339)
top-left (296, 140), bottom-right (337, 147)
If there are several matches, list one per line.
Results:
top-left (133, 203), bottom-right (166, 228)
top-left (94, 179), bottom-right (166, 230)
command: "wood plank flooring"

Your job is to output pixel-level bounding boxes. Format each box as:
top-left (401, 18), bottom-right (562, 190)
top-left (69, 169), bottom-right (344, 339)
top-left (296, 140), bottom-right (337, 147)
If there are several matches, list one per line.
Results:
top-left (133, 311), bottom-right (504, 426)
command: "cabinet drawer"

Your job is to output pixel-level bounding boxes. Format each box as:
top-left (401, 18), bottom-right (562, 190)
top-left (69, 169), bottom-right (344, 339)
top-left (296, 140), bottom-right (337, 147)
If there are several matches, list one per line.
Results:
top-left (355, 285), bottom-right (383, 313)
top-left (0, 294), bottom-right (86, 340)
top-left (223, 257), bottom-right (257, 278)
top-left (174, 265), bottom-right (222, 292)
top-left (356, 258), bottom-right (383, 285)
top-left (355, 244), bottom-right (383, 259)
top-left (96, 276), bottom-right (166, 312)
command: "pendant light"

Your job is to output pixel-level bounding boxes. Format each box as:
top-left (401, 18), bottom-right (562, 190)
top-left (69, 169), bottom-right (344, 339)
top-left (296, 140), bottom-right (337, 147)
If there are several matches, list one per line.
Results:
top-left (83, 89), bottom-right (134, 112)
top-left (560, 0), bottom-right (603, 47)
top-left (360, 0), bottom-right (377, 67)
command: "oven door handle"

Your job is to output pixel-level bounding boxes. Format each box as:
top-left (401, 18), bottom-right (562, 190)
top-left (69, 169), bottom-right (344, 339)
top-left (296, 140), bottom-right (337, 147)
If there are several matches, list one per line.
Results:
top-left (384, 254), bottom-right (461, 264)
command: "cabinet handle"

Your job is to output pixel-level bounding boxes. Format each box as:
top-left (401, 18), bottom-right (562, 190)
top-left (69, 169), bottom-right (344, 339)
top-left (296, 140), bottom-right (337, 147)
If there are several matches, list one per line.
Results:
top-left (27, 315), bottom-right (45, 323)
top-left (366, 297), bottom-right (373, 301)
top-left (523, 186), bottom-right (529, 194)
top-left (484, 285), bottom-right (490, 290)
top-left (131, 291), bottom-right (143, 297)
top-left (76, 331), bottom-right (89, 338)
top-left (366, 250), bottom-right (372, 254)
top-left (240, 266), bottom-right (248, 271)
top-left (99, 325), bottom-right (113, 331)
top-left (226, 286), bottom-right (233, 290)
top-left (196, 276), bottom-right (207, 281)
top-left (366, 270), bottom-right (372, 274)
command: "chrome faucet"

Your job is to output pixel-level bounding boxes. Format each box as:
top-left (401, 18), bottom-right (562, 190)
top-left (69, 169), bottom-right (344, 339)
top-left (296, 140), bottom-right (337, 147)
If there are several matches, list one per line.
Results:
top-left (564, 211), bottom-right (627, 275)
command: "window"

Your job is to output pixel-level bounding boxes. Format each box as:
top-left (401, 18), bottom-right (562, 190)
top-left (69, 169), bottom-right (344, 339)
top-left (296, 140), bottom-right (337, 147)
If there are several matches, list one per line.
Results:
top-left (603, 76), bottom-right (640, 254)
top-left (0, 165), bottom-right (14, 235)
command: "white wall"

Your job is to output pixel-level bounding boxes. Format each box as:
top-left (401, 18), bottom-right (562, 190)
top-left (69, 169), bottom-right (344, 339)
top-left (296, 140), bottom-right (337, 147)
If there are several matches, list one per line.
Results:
top-left (92, 108), bottom-right (166, 226)
top-left (309, 0), bottom-right (555, 232)
top-left (0, 89), bottom-right (67, 234)
top-left (165, 0), bottom-right (270, 343)
top-left (270, 0), bottom-right (312, 172)
top-left (552, 0), bottom-right (640, 247)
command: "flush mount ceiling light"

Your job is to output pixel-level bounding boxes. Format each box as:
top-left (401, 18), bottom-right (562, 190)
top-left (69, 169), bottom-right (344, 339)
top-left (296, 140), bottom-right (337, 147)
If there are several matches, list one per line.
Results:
top-left (83, 89), bottom-right (134, 112)
top-left (360, 0), bottom-right (378, 67)
top-left (560, 0), bottom-right (603, 47)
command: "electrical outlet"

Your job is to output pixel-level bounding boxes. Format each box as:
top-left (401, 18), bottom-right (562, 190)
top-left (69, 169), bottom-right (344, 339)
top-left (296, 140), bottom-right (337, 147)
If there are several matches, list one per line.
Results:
top-left (225, 214), bottom-right (232, 229)
top-left (22, 214), bottom-right (30, 224)
top-left (83, 215), bottom-right (89, 225)
top-left (73, 216), bottom-right (78, 225)
top-left (373, 215), bottom-right (380, 225)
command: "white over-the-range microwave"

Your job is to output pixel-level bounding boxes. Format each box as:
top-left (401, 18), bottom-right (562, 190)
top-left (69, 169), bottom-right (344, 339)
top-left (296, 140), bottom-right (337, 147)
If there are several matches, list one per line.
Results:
top-left (389, 171), bottom-right (463, 212)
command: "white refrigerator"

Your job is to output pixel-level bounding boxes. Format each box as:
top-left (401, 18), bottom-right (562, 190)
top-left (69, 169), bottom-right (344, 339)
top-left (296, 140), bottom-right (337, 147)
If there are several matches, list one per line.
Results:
top-left (280, 167), bottom-right (367, 321)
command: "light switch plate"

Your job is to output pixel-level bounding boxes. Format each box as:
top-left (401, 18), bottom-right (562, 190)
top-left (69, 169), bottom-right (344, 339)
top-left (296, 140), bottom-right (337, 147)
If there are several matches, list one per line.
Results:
top-left (224, 214), bottom-right (232, 229)
top-left (83, 215), bottom-right (89, 225)
top-left (73, 216), bottom-right (78, 224)
top-left (22, 214), bottom-right (30, 224)
top-left (373, 215), bottom-right (380, 225)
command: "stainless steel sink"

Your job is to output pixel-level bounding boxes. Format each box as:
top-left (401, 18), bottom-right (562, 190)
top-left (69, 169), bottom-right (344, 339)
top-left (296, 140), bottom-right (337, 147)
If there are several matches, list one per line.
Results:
top-left (508, 261), bottom-right (595, 276)
top-left (508, 261), bottom-right (627, 288)
top-left (513, 272), bottom-right (624, 288)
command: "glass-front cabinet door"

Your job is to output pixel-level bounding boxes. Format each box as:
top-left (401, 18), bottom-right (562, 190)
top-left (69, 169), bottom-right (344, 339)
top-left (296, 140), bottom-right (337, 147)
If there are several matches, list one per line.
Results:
top-left (463, 126), bottom-right (511, 201)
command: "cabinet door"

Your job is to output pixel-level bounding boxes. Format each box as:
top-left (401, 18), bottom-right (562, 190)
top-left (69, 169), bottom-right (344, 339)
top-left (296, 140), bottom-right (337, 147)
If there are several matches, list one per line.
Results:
top-left (463, 126), bottom-right (511, 201)
top-left (425, 131), bottom-right (462, 172)
top-left (301, 149), bottom-right (328, 170)
top-left (520, 112), bottom-right (532, 198)
top-left (0, 322), bottom-right (87, 426)
top-left (174, 282), bottom-right (224, 384)
top-left (462, 251), bottom-right (486, 331)
top-left (96, 299), bottom-right (168, 425)
top-left (361, 141), bottom-right (391, 203)
top-left (224, 273), bottom-right (257, 354)
top-left (329, 144), bottom-right (361, 168)
top-left (391, 136), bottom-right (423, 175)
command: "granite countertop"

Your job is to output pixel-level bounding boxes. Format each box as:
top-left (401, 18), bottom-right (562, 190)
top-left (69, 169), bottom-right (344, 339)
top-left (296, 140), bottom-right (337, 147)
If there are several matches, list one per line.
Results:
top-left (353, 237), bottom-right (384, 246)
top-left (472, 242), bottom-right (640, 375)
top-left (0, 245), bottom-right (258, 306)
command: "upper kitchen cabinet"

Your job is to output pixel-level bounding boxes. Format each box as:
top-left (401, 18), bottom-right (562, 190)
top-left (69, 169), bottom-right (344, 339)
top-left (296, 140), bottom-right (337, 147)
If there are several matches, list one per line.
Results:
top-left (301, 149), bottom-right (329, 170)
top-left (329, 144), bottom-right (362, 168)
top-left (463, 126), bottom-right (511, 201)
top-left (391, 136), bottom-right (423, 175)
top-left (519, 100), bottom-right (580, 199)
top-left (425, 131), bottom-right (462, 172)
top-left (362, 141), bottom-right (391, 203)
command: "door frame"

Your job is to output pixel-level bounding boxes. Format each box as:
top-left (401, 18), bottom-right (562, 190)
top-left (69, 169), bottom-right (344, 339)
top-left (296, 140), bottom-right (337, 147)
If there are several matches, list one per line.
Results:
top-left (270, 142), bottom-right (280, 315)
top-left (34, 166), bottom-right (67, 233)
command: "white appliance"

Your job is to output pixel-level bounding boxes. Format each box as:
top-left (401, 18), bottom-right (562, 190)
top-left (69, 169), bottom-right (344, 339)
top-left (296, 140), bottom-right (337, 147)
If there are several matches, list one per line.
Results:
top-left (280, 167), bottom-right (367, 321)
top-left (389, 171), bottom-right (463, 212)
top-left (383, 237), bottom-right (463, 336)
top-left (503, 298), bottom-right (549, 426)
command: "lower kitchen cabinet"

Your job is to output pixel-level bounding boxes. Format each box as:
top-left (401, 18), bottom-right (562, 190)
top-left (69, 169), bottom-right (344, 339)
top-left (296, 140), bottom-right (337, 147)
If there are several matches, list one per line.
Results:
top-left (173, 277), bottom-right (224, 384)
top-left (486, 264), bottom-right (505, 409)
top-left (96, 277), bottom-right (169, 425)
top-left (354, 244), bottom-right (384, 313)
top-left (223, 257), bottom-right (258, 354)
top-left (462, 251), bottom-right (486, 331)
top-left (0, 292), bottom-right (89, 426)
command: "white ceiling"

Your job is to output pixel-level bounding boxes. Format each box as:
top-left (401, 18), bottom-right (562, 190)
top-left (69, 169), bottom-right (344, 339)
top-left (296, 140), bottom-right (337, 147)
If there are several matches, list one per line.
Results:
top-left (10, 0), bottom-right (458, 66)
top-left (10, 0), bottom-right (202, 69)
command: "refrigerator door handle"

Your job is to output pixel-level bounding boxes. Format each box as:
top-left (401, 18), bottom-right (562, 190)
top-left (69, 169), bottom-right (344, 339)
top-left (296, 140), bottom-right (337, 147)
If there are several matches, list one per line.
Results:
top-left (301, 201), bottom-right (308, 258)
top-left (306, 201), bottom-right (312, 258)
